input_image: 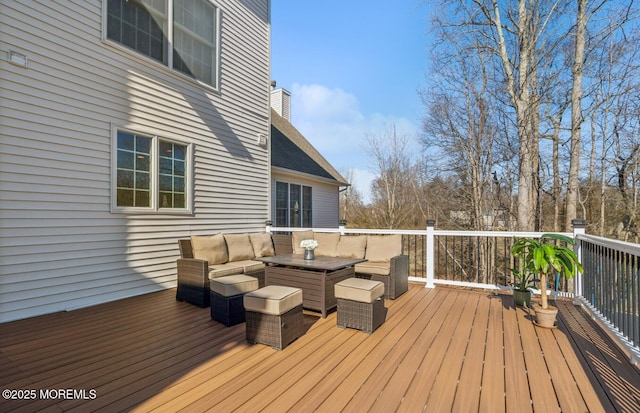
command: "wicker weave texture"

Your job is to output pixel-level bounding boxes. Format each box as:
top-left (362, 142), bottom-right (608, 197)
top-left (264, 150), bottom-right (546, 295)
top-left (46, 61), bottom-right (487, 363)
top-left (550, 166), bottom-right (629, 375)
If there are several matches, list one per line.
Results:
top-left (245, 304), bottom-right (304, 350)
top-left (210, 292), bottom-right (246, 326)
top-left (355, 255), bottom-right (408, 299)
top-left (337, 298), bottom-right (386, 334)
top-left (176, 258), bottom-right (210, 307)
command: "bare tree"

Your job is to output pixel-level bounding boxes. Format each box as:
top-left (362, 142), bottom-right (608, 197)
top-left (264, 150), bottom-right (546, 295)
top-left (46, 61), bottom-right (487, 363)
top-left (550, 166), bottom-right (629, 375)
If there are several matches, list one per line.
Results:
top-left (565, 0), bottom-right (589, 230)
top-left (365, 126), bottom-right (420, 229)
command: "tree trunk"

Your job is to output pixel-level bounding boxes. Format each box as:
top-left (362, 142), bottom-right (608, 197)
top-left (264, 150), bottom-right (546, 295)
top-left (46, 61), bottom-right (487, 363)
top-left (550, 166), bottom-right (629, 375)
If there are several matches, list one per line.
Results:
top-left (565, 0), bottom-right (588, 230)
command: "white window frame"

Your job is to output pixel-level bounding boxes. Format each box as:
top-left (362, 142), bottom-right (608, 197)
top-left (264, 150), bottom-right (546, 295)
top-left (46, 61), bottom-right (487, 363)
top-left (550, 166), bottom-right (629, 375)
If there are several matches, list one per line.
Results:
top-left (102, 0), bottom-right (221, 91)
top-left (110, 125), bottom-right (193, 214)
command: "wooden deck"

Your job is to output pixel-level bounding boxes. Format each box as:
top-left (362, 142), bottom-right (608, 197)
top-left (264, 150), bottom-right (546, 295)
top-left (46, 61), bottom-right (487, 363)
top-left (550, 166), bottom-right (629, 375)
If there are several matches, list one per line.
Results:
top-left (1, 285), bottom-right (639, 412)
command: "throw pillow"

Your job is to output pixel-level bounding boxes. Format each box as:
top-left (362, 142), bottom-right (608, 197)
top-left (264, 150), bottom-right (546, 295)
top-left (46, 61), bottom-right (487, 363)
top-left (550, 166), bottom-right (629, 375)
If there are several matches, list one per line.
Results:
top-left (249, 232), bottom-right (275, 257)
top-left (224, 233), bottom-right (255, 261)
top-left (364, 234), bottom-right (402, 262)
top-left (313, 232), bottom-right (340, 257)
top-left (292, 230), bottom-right (314, 254)
top-left (336, 235), bottom-right (367, 259)
top-left (191, 234), bottom-right (228, 265)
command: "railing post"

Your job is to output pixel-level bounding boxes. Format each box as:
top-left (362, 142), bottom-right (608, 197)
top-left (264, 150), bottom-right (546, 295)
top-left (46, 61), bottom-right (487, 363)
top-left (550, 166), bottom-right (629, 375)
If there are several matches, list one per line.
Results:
top-left (339, 219), bottom-right (347, 235)
top-left (572, 219), bottom-right (587, 303)
top-left (426, 219), bottom-right (436, 289)
top-left (265, 220), bottom-right (273, 234)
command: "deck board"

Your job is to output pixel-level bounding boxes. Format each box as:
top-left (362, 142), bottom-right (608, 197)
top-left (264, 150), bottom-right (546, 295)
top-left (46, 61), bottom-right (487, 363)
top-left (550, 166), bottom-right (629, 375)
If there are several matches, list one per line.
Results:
top-left (1, 286), bottom-right (639, 412)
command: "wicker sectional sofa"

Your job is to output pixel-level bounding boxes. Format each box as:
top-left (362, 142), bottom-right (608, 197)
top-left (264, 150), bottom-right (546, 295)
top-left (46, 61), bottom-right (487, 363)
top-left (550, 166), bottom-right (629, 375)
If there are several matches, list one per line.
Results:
top-left (176, 231), bottom-right (408, 307)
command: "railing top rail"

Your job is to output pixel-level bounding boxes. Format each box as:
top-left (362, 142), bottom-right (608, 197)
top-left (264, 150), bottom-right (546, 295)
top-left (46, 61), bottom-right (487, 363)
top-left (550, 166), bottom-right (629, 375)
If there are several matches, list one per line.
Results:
top-left (577, 233), bottom-right (640, 256)
top-left (268, 226), bottom-right (575, 239)
top-left (433, 230), bottom-right (572, 238)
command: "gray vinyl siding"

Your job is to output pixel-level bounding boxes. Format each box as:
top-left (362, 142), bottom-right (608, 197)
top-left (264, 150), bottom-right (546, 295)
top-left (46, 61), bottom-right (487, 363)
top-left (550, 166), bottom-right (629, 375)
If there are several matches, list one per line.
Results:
top-left (0, 0), bottom-right (271, 322)
top-left (270, 171), bottom-right (341, 229)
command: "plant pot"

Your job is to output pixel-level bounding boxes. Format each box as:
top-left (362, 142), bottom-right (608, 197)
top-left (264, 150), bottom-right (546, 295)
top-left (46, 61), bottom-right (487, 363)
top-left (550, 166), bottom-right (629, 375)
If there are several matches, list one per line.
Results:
top-left (533, 303), bottom-right (558, 328)
top-left (513, 289), bottom-right (531, 307)
top-left (304, 249), bottom-right (315, 260)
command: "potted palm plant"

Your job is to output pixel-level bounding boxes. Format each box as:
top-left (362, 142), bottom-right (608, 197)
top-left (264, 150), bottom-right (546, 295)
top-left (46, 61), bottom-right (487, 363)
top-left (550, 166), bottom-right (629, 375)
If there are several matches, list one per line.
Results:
top-left (511, 233), bottom-right (583, 327)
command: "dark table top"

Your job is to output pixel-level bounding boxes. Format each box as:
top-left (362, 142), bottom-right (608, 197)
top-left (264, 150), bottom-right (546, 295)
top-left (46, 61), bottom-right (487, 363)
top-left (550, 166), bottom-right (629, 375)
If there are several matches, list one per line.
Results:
top-left (255, 254), bottom-right (366, 271)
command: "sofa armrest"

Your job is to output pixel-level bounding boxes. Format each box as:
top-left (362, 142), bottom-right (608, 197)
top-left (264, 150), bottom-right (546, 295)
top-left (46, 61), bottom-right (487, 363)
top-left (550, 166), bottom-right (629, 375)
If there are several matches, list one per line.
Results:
top-left (177, 258), bottom-right (208, 286)
top-left (176, 258), bottom-right (210, 307)
top-left (356, 254), bottom-right (408, 300)
top-left (389, 255), bottom-right (409, 299)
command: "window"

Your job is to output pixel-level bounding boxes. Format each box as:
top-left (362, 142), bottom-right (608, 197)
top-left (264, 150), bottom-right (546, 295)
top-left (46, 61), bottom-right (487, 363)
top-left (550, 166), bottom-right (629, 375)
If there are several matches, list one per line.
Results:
top-left (112, 128), bottom-right (192, 213)
top-left (106, 0), bottom-right (219, 88)
top-left (275, 181), bottom-right (312, 227)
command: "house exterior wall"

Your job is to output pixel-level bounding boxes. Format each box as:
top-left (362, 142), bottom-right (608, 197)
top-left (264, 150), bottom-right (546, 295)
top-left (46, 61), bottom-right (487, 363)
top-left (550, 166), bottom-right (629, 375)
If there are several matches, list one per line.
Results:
top-left (271, 169), bottom-right (341, 229)
top-left (0, 0), bottom-right (271, 322)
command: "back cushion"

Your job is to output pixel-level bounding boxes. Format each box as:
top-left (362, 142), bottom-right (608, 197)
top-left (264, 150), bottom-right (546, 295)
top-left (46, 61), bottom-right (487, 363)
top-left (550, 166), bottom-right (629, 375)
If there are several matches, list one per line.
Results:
top-left (292, 230), bottom-right (314, 254)
top-left (365, 234), bottom-right (402, 262)
top-left (224, 233), bottom-right (255, 261)
top-left (336, 235), bottom-right (367, 259)
top-left (249, 232), bottom-right (275, 258)
top-left (191, 234), bottom-right (228, 265)
top-left (313, 232), bottom-right (340, 257)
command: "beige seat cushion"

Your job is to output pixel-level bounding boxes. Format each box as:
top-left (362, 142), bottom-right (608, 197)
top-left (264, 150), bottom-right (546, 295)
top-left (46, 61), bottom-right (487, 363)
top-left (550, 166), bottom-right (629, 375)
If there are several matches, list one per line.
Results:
top-left (243, 261), bottom-right (266, 273)
top-left (209, 262), bottom-right (245, 278)
top-left (224, 233), bottom-right (255, 261)
top-left (313, 232), bottom-right (340, 257)
top-left (335, 278), bottom-right (385, 303)
top-left (249, 232), bottom-right (275, 257)
top-left (292, 230), bottom-right (314, 254)
top-left (191, 234), bottom-right (228, 265)
top-left (365, 234), bottom-right (402, 262)
top-left (336, 235), bottom-right (367, 259)
top-left (210, 274), bottom-right (259, 297)
top-left (244, 285), bottom-right (303, 315)
top-left (355, 261), bottom-right (391, 276)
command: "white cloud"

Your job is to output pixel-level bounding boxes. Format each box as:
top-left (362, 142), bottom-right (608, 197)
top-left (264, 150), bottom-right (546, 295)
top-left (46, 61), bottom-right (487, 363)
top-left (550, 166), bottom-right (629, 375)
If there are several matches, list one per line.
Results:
top-left (287, 83), bottom-right (420, 204)
top-left (349, 168), bottom-right (377, 204)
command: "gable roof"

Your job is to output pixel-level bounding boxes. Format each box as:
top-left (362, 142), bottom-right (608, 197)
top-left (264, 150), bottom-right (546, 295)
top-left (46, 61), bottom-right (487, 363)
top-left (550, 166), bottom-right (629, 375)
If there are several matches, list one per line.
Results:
top-left (271, 108), bottom-right (349, 186)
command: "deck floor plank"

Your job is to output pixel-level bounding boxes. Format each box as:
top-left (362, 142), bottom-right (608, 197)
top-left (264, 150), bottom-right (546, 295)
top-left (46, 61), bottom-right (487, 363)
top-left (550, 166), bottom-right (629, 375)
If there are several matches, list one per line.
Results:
top-left (396, 290), bottom-right (469, 412)
top-left (502, 299), bottom-right (533, 413)
top-left (451, 289), bottom-right (492, 412)
top-left (516, 304), bottom-right (562, 411)
top-left (556, 300), bottom-right (640, 412)
top-left (424, 293), bottom-right (481, 412)
top-left (1, 286), bottom-right (639, 412)
top-left (478, 293), bottom-right (507, 412)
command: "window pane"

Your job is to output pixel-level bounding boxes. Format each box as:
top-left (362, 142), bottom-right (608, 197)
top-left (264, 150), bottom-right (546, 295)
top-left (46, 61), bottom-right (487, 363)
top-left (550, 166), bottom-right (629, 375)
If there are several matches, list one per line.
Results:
top-left (159, 174), bottom-right (172, 191)
top-left (174, 193), bottom-right (185, 208)
top-left (117, 170), bottom-right (133, 187)
top-left (290, 184), bottom-right (301, 227)
top-left (117, 149), bottom-right (134, 169)
top-left (158, 140), bottom-right (187, 209)
top-left (106, 0), bottom-right (167, 65)
top-left (303, 186), bottom-right (312, 227)
top-left (173, 0), bottom-right (217, 86)
top-left (116, 131), bottom-right (152, 208)
top-left (117, 189), bottom-right (134, 206)
top-left (275, 182), bottom-right (288, 226)
top-left (174, 176), bottom-right (184, 192)
top-left (136, 171), bottom-right (150, 190)
top-left (135, 190), bottom-right (150, 207)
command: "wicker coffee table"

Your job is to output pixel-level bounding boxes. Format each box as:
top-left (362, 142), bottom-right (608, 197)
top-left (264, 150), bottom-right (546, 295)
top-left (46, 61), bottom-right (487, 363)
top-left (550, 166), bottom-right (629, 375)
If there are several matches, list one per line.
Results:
top-left (255, 255), bottom-right (366, 318)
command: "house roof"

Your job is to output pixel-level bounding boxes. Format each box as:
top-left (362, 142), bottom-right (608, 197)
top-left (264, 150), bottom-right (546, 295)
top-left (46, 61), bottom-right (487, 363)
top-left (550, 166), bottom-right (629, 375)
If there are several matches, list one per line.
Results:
top-left (271, 108), bottom-right (349, 186)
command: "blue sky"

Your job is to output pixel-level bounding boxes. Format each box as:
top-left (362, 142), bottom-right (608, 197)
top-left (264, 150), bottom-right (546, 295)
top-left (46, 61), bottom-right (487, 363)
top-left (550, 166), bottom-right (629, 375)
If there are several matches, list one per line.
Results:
top-left (271, 1), bottom-right (431, 202)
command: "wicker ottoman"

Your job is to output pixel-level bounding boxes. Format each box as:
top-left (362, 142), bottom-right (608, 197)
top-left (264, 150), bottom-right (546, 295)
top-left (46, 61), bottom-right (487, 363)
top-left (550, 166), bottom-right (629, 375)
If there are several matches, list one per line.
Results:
top-left (335, 278), bottom-right (386, 334)
top-left (244, 285), bottom-right (304, 350)
top-left (210, 274), bottom-right (259, 326)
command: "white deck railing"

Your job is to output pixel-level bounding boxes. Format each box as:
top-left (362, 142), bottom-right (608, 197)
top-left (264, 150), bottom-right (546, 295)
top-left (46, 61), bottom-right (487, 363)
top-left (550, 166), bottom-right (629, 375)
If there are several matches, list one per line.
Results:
top-left (268, 221), bottom-right (640, 364)
top-left (573, 233), bottom-right (640, 365)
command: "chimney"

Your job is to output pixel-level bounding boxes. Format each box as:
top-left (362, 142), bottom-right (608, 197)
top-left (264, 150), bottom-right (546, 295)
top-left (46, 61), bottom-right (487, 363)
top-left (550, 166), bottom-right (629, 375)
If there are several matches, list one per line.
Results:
top-left (270, 87), bottom-right (291, 122)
